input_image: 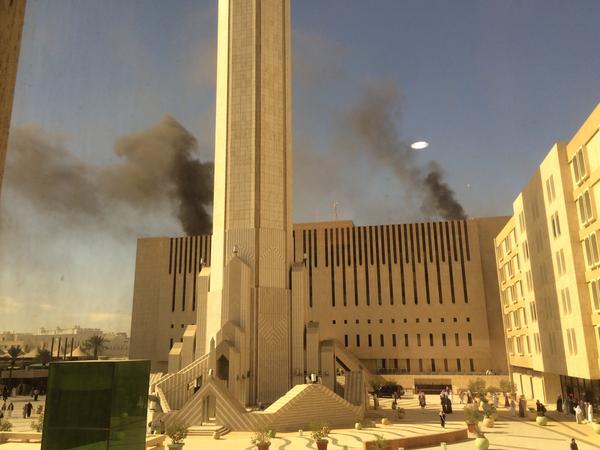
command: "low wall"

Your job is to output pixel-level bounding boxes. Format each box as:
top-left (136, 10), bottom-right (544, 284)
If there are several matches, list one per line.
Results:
top-left (363, 427), bottom-right (468, 450)
top-left (381, 374), bottom-right (509, 392)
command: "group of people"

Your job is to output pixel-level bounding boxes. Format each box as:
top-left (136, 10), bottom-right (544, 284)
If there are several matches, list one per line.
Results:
top-left (304, 373), bottom-right (323, 385)
top-left (557, 394), bottom-right (595, 424)
top-left (0, 401), bottom-right (14, 419)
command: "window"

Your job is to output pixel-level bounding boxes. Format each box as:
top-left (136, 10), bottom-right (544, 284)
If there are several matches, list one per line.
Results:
top-left (589, 280), bottom-right (600, 311)
top-left (455, 333), bottom-right (459, 346)
top-left (567, 328), bottom-right (578, 355)
top-left (577, 190), bottom-right (595, 225)
top-left (344, 335), bottom-right (348, 347)
top-left (456, 358), bottom-right (462, 372)
top-left (513, 310), bottom-right (521, 328)
top-left (404, 334), bottom-right (409, 347)
top-left (534, 333), bottom-right (541, 354)
top-left (584, 232), bottom-right (600, 267)
top-left (555, 249), bottom-right (567, 276)
top-left (516, 335), bottom-right (524, 354)
top-left (467, 333), bottom-right (473, 346)
top-left (356, 335), bottom-right (360, 347)
top-left (469, 359), bottom-right (475, 371)
top-left (546, 176), bottom-right (556, 203)
top-left (442, 333), bottom-right (447, 346)
top-left (444, 359), bottom-right (448, 371)
top-left (417, 334), bottom-right (421, 346)
top-left (419, 359), bottom-right (423, 372)
top-left (523, 240), bottom-right (529, 260)
top-left (551, 212), bottom-right (561, 238)
top-left (431, 359), bottom-right (436, 372)
top-left (519, 211), bottom-right (525, 232)
top-left (572, 147), bottom-right (588, 184)
top-left (392, 334), bottom-right (397, 347)
top-left (521, 307), bottom-right (528, 325)
top-left (368, 334), bottom-right (372, 347)
top-left (561, 288), bottom-right (572, 315)
top-left (526, 335), bottom-right (531, 354)
top-left (380, 334), bottom-right (384, 347)
top-left (429, 333), bottom-right (434, 346)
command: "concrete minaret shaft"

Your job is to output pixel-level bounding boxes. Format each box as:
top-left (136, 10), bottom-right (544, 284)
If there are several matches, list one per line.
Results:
top-left (207, 0), bottom-right (293, 404)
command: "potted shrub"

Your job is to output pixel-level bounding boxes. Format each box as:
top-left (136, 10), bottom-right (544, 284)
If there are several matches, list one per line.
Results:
top-left (0, 419), bottom-right (12, 443)
top-left (354, 417), bottom-right (362, 430)
top-left (166, 422), bottom-right (188, 450)
top-left (311, 424), bottom-right (331, 450)
top-left (31, 412), bottom-right (44, 432)
top-left (372, 434), bottom-right (389, 450)
top-left (251, 429), bottom-right (275, 450)
top-left (396, 407), bottom-right (405, 420)
top-left (474, 426), bottom-right (489, 450)
top-left (536, 411), bottom-right (548, 426)
top-left (464, 404), bottom-right (482, 433)
top-left (481, 401), bottom-right (496, 428)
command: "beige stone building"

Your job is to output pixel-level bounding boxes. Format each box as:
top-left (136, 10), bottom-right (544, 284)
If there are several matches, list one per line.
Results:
top-left (131, 217), bottom-right (509, 381)
top-left (495, 103), bottom-right (600, 404)
top-left (129, 0), bottom-right (509, 431)
top-left (0, 0), bottom-right (26, 195)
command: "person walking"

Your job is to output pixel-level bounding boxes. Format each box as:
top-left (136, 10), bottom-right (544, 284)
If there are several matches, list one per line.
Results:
top-left (574, 404), bottom-right (583, 424)
top-left (557, 395), bottom-right (563, 413)
top-left (492, 393), bottom-right (499, 409)
top-left (419, 391), bottom-right (426, 411)
top-left (587, 402), bottom-right (593, 423)
top-left (26, 402), bottom-right (33, 418)
top-left (7, 402), bottom-right (14, 418)
top-left (439, 408), bottom-right (446, 428)
top-left (504, 392), bottom-right (510, 408)
top-left (510, 398), bottom-right (516, 416)
top-left (570, 438), bottom-right (579, 450)
top-left (22, 403), bottom-right (27, 419)
top-left (0, 402), bottom-right (6, 416)
top-left (459, 390), bottom-right (465, 404)
top-left (518, 396), bottom-right (526, 418)
top-left (33, 388), bottom-right (39, 401)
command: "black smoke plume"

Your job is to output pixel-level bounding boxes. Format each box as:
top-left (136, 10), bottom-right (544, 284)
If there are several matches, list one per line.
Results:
top-left (6, 115), bottom-right (213, 235)
top-left (345, 81), bottom-right (466, 220)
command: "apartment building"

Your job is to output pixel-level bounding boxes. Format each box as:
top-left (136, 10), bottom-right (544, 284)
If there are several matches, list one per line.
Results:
top-left (495, 103), bottom-right (600, 404)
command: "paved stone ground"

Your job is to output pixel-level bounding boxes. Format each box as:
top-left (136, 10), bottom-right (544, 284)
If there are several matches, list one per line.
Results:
top-left (1, 395), bottom-right (600, 449)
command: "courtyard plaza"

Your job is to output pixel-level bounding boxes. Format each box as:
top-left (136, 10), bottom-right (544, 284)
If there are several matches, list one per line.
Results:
top-left (2, 394), bottom-right (600, 449)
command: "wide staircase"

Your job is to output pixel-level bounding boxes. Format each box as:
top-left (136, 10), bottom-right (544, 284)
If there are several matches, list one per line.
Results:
top-left (187, 423), bottom-right (230, 437)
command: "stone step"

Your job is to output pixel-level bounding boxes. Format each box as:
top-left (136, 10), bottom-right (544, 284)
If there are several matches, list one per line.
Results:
top-left (187, 424), bottom-right (230, 436)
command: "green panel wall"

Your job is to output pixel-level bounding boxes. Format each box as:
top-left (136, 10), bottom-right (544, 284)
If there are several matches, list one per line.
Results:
top-left (41, 360), bottom-right (150, 450)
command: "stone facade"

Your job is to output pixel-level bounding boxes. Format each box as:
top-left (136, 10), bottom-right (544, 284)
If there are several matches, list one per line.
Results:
top-left (0, 0), bottom-right (26, 195)
top-left (495, 103), bottom-right (600, 404)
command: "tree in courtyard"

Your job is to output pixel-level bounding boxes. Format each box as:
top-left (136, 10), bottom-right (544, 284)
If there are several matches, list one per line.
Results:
top-left (499, 379), bottom-right (517, 395)
top-left (468, 378), bottom-right (487, 398)
top-left (7, 345), bottom-right (24, 388)
top-left (35, 348), bottom-right (53, 367)
top-left (82, 335), bottom-right (107, 360)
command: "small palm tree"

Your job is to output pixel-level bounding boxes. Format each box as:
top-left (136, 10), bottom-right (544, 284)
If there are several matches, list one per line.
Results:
top-left (7, 345), bottom-right (24, 387)
top-left (83, 335), bottom-right (107, 360)
top-left (36, 348), bottom-right (53, 367)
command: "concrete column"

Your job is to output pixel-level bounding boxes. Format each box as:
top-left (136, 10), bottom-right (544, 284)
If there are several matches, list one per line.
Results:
top-left (0, 0), bottom-right (26, 195)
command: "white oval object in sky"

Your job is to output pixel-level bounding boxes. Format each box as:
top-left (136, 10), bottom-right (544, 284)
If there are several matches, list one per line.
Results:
top-left (410, 141), bottom-right (429, 150)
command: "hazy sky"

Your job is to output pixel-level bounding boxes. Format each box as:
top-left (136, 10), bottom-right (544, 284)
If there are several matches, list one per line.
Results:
top-left (1, 0), bottom-right (599, 333)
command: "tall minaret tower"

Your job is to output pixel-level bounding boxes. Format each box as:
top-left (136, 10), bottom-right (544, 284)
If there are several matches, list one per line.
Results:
top-left (205, 0), bottom-right (293, 405)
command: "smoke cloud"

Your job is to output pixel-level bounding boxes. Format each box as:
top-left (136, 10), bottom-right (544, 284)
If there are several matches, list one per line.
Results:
top-left (6, 115), bottom-right (213, 235)
top-left (343, 81), bottom-right (466, 220)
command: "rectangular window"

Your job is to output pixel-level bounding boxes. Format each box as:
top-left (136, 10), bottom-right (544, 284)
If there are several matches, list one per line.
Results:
top-left (467, 333), bottom-right (473, 346)
top-left (356, 335), bottom-right (360, 347)
top-left (380, 334), bottom-right (384, 347)
top-left (456, 359), bottom-right (462, 372)
top-left (455, 333), bottom-right (459, 346)
top-left (169, 338), bottom-right (173, 349)
top-left (368, 334), bottom-right (372, 347)
top-left (429, 333), bottom-right (434, 346)
top-left (417, 334), bottom-right (421, 347)
top-left (404, 334), bottom-right (409, 347)
top-left (442, 333), bottom-right (447, 346)
top-left (584, 232), bottom-right (600, 267)
top-left (572, 146), bottom-right (588, 184)
top-left (431, 359), bottom-right (436, 372)
top-left (469, 359), bottom-right (475, 372)
top-left (516, 335), bottom-right (524, 354)
top-left (392, 334), bottom-right (397, 347)
top-left (590, 280), bottom-right (600, 311)
top-left (551, 212), bottom-right (561, 238)
top-left (344, 334), bottom-right (348, 347)
top-left (444, 358), bottom-right (449, 372)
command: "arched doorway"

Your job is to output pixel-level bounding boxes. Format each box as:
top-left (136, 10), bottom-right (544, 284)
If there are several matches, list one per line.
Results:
top-left (217, 355), bottom-right (229, 386)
